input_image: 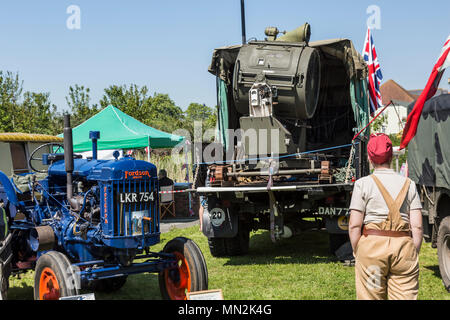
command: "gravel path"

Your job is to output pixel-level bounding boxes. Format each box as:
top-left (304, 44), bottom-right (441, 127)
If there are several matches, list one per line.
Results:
top-left (160, 218), bottom-right (199, 233)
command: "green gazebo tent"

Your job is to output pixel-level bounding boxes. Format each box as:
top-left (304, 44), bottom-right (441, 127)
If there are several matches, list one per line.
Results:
top-left (61, 105), bottom-right (184, 153)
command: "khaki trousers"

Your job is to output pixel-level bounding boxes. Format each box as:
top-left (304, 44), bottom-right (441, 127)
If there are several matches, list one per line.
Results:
top-left (354, 234), bottom-right (419, 300)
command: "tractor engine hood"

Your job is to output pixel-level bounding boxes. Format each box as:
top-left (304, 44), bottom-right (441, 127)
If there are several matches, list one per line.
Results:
top-left (48, 157), bottom-right (157, 182)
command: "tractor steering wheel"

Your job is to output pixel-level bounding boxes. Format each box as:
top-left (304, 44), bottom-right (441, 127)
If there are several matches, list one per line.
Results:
top-left (28, 143), bottom-right (65, 173)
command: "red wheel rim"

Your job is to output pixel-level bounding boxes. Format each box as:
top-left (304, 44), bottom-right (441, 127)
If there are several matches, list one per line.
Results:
top-left (164, 251), bottom-right (191, 300)
top-left (39, 267), bottom-right (60, 300)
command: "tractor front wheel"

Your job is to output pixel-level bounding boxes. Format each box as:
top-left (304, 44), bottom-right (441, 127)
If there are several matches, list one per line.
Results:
top-left (158, 237), bottom-right (208, 300)
top-left (34, 251), bottom-right (79, 300)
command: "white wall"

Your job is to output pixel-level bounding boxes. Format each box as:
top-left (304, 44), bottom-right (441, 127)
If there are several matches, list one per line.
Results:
top-left (380, 104), bottom-right (408, 135)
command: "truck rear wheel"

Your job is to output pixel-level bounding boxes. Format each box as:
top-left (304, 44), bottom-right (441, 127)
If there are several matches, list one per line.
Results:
top-left (34, 251), bottom-right (79, 300)
top-left (437, 215), bottom-right (450, 292)
top-left (208, 238), bottom-right (227, 257)
top-left (208, 223), bottom-right (250, 257)
top-left (225, 223), bottom-right (250, 256)
top-left (159, 237), bottom-right (208, 300)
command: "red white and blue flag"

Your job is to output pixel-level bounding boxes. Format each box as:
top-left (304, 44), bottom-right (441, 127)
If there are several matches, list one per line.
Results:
top-left (363, 28), bottom-right (383, 116)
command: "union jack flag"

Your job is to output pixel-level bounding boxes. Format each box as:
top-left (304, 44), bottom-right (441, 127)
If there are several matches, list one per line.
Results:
top-left (363, 28), bottom-right (383, 116)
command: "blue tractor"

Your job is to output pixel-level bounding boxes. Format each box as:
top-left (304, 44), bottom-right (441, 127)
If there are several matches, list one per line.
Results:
top-left (0, 115), bottom-right (208, 300)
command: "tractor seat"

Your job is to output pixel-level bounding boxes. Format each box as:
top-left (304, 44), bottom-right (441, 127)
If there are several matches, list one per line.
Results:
top-left (10, 173), bottom-right (47, 203)
top-left (11, 173), bottom-right (47, 194)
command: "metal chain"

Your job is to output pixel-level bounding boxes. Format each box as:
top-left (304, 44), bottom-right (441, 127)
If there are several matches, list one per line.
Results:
top-left (192, 162), bottom-right (201, 190)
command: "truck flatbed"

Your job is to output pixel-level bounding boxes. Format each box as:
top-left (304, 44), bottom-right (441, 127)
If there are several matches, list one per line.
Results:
top-left (196, 182), bottom-right (354, 194)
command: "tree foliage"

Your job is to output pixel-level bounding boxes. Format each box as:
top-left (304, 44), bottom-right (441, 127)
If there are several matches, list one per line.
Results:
top-left (66, 85), bottom-right (100, 128)
top-left (0, 71), bottom-right (60, 135)
top-left (0, 71), bottom-right (23, 132)
top-left (370, 114), bottom-right (387, 133)
top-left (99, 85), bottom-right (186, 134)
top-left (0, 70), bottom-right (217, 141)
top-left (99, 84), bottom-right (150, 122)
top-left (183, 102), bottom-right (216, 140)
top-left (147, 93), bottom-right (185, 133)
top-left (17, 92), bottom-right (59, 135)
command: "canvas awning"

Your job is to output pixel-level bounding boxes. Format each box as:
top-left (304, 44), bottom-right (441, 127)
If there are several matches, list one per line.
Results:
top-left (61, 105), bottom-right (184, 152)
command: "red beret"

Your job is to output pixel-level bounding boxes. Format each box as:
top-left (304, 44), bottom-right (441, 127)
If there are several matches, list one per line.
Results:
top-left (367, 133), bottom-right (393, 164)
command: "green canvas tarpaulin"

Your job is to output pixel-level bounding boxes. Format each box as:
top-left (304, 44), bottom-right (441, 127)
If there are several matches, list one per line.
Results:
top-left (408, 94), bottom-right (450, 189)
top-left (217, 78), bottom-right (229, 150)
top-left (60, 105), bottom-right (184, 152)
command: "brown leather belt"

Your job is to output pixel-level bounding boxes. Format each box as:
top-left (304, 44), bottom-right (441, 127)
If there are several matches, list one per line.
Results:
top-left (362, 226), bottom-right (411, 237)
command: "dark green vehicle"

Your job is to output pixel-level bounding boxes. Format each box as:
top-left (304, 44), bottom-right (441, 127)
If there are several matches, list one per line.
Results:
top-left (408, 93), bottom-right (450, 292)
top-left (195, 24), bottom-right (371, 261)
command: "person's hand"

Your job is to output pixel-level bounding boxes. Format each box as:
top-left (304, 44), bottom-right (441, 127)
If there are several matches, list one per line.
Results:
top-left (349, 210), bottom-right (364, 253)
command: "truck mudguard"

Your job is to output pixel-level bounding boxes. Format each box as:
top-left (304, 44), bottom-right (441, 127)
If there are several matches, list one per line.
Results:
top-left (0, 172), bottom-right (19, 219)
top-left (202, 198), bottom-right (239, 238)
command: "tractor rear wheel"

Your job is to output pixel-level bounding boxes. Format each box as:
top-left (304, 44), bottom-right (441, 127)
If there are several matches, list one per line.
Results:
top-left (158, 237), bottom-right (208, 300)
top-left (437, 216), bottom-right (450, 292)
top-left (0, 276), bottom-right (8, 300)
top-left (0, 234), bottom-right (12, 300)
top-left (34, 251), bottom-right (79, 300)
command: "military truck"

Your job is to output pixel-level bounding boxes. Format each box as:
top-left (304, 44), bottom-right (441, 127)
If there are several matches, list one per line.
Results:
top-left (407, 93), bottom-right (450, 292)
top-left (195, 24), bottom-right (371, 260)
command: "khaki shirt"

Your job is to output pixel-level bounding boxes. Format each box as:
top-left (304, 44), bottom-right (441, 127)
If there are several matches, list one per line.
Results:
top-left (349, 169), bottom-right (422, 225)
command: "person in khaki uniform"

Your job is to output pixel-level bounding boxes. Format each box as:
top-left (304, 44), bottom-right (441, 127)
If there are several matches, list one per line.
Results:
top-left (348, 133), bottom-right (423, 300)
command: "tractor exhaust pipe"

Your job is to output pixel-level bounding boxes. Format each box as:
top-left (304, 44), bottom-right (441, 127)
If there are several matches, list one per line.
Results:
top-left (63, 114), bottom-right (74, 200)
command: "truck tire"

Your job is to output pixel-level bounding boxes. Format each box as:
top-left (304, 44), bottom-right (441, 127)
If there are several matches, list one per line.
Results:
top-left (437, 215), bottom-right (450, 292)
top-left (34, 251), bottom-right (79, 300)
top-left (329, 234), bottom-right (348, 255)
top-left (208, 238), bottom-right (227, 257)
top-left (329, 234), bottom-right (354, 263)
top-left (208, 223), bottom-right (250, 257)
top-left (224, 223), bottom-right (250, 256)
top-left (159, 237), bottom-right (208, 300)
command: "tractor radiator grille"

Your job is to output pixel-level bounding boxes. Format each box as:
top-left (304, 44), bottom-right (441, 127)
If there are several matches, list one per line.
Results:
top-left (111, 178), bottom-right (159, 237)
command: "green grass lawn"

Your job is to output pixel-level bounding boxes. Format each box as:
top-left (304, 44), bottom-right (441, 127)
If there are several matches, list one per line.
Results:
top-left (7, 225), bottom-right (450, 300)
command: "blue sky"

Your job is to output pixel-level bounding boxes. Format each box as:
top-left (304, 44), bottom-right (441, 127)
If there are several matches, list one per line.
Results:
top-left (0, 1), bottom-right (449, 112)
